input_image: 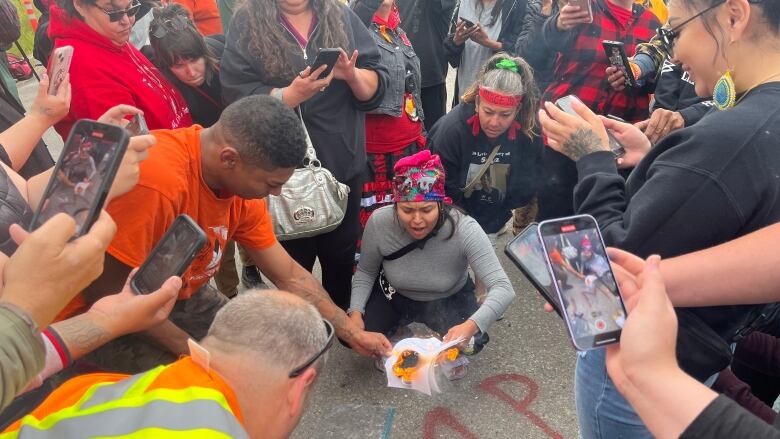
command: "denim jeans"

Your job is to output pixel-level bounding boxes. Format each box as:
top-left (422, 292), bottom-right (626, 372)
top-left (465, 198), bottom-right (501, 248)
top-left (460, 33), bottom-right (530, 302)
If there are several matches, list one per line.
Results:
top-left (575, 349), bottom-right (652, 439)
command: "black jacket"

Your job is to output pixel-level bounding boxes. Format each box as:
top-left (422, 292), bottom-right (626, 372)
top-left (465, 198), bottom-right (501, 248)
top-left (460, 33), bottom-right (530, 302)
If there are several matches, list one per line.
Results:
top-left (220, 5), bottom-right (388, 182)
top-left (428, 103), bottom-right (542, 233)
top-left (681, 395), bottom-right (780, 439)
top-left (514, 0), bottom-right (558, 93)
top-left (652, 60), bottom-right (714, 127)
top-left (396, 0), bottom-right (457, 88)
top-left (573, 82), bottom-right (780, 378)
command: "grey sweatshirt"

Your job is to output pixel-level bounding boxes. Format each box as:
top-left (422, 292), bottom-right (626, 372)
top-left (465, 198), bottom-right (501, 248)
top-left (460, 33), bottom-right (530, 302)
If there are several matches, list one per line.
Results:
top-left (349, 206), bottom-right (515, 332)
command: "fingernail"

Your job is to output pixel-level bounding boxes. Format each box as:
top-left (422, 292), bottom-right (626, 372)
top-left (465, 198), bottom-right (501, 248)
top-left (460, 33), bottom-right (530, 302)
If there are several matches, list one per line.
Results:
top-left (648, 254), bottom-right (661, 267)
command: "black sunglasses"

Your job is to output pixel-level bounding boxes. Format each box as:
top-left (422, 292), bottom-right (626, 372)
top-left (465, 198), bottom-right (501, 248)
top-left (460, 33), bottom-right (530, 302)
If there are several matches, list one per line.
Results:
top-left (151, 15), bottom-right (190, 39)
top-left (97, 0), bottom-right (141, 22)
top-left (288, 319), bottom-right (334, 378)
top-left (656, 0), bottom-right (726, 51)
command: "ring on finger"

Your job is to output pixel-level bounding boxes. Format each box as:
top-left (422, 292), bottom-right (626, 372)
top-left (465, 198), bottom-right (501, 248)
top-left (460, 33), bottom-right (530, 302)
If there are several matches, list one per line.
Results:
top-left (299, 71), bottom-right (306, 78)
top-left (320, 86), bottom-right (327, 92)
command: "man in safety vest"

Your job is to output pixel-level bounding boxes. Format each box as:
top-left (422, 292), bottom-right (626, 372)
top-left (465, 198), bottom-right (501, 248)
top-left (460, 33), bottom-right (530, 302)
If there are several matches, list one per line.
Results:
top-left (2, 290), bottom-right (332, 439)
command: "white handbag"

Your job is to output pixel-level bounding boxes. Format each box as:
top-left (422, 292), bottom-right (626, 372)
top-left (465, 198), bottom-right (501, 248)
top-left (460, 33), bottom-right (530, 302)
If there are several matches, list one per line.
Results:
top-left (267, 110), bottom-right (350, 241)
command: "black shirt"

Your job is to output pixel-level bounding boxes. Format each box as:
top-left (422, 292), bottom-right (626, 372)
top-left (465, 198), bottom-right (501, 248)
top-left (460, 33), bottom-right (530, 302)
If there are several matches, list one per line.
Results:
top-left (574, 82), bottom-right (780, 376)
top-left (681, 395), bottom-right (780, 439)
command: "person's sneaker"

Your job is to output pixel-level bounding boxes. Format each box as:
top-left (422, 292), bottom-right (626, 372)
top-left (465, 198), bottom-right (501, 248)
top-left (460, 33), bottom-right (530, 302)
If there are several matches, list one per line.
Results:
top-left (241, 265), bottom-right (265, 289)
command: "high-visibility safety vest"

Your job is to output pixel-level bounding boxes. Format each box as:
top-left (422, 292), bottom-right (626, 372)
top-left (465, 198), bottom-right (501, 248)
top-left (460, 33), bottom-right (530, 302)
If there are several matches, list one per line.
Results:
top-left (1, 357), bottom-right (249, 438)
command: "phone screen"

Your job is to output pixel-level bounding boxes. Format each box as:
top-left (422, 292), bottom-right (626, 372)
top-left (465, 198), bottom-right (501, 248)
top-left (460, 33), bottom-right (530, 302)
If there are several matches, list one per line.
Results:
top-left (131, 215), bottom-right (206, 294)
top-left (603, 41), bottom-right (637, 88)
top-left (538, 215), bottom-right (627, 350)
top-left (31, 121), bottom-right (127, 237)
top-left (505, 224), bottom-right (562, 316)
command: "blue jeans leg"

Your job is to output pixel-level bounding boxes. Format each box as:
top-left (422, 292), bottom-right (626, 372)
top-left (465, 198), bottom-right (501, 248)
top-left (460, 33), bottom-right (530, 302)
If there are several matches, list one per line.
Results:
top-left (575, 349), bottom-right (653, 439)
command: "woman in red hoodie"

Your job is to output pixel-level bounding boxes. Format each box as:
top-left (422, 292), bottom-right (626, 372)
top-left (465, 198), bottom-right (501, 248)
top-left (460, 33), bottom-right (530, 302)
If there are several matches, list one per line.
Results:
top-left (49, 0), bottom-right (192, 137)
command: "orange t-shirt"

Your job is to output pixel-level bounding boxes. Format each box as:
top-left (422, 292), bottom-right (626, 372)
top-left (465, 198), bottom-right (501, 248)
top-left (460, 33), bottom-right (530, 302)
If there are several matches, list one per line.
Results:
top-left (106, 125), bottom-right (276, 299)
top-left (170, 0), bottom-right (223, 36)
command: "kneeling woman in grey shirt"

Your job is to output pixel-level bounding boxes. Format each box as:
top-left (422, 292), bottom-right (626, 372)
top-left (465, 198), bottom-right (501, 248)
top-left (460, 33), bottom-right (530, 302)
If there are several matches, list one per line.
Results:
top-left (348, 150), bottom-right (515, 365)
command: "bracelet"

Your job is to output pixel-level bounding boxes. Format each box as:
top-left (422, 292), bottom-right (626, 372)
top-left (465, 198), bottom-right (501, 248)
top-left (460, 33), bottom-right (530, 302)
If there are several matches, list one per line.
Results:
top-left (0, 302), bottom-right (39, 335)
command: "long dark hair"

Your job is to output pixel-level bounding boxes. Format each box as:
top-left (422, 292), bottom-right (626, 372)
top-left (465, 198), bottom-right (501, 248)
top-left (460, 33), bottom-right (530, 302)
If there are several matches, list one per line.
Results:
top-left (149, 5), bottom-right (219, 85)
top-left (238, 0), bottom-right (349, 79)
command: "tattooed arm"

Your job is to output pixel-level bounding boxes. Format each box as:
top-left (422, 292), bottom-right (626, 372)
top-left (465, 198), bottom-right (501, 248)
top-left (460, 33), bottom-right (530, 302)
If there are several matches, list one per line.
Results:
top-left (53, 275), bottom-right (181, 360)
top-left (539, 100), bottom-right (612, 162)
top-left (247, 243), bottom-right (392, 358)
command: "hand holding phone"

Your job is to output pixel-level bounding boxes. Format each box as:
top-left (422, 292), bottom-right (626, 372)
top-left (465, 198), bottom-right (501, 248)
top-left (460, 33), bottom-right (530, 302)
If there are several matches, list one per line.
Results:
top-left (555, 95), bottom-right (625, 158)
top-left (602, 41), bottom-right (638, 88)
top-left (30, 120), bottom-right (129, 238)
top-left (459, 17), bottom-right (475, 28)
top-left (557, 1), bottom-right (593, 30)
top-left (309, 48), bottom-right (341, 80)
top-left (131, 215), bottom-right (207, 295)
top-left (537, 215), bottom-right (628, 351)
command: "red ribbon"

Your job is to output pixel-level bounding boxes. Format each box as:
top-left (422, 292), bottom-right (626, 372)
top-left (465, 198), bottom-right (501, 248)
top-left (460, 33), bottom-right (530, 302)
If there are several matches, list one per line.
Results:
top-left (479, 87), bottom-right (523, 108)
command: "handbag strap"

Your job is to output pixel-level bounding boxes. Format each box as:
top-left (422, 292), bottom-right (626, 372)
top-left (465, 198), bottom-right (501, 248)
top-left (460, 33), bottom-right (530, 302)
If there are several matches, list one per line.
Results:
top-left (384, 230), bottom-right (438, 261)
top-left (461, 144), bottom-right (501, 197)
top-left (296, 107), bottom-right (318, 163)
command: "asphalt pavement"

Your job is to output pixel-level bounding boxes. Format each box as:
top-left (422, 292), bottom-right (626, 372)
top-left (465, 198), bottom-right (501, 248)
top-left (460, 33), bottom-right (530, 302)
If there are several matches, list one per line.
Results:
top-left (15, 70), bottom-right (581, 438)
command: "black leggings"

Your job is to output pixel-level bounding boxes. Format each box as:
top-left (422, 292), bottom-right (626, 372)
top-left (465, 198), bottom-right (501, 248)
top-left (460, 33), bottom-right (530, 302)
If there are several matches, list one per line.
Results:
top-left (281, 176), bottom-right (362, 310)
top-left (363, 276), bottom-right (480, 338)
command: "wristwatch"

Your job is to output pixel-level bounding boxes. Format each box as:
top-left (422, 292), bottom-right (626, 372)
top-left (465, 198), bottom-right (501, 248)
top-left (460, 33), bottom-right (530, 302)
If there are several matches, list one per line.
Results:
top-left (271, 87), bottom-right (285, 103)
top-left (0, 302), bottom-right (39, 335)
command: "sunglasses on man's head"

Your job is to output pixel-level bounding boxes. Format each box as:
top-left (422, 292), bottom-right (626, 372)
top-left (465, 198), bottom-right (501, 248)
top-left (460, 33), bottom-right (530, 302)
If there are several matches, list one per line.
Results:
top-left (288, 319), bottom-right (334, 378)
top-left (97, 0), bottom-right (141, 22)
top-left (151, 15), bottom-right (190, 39)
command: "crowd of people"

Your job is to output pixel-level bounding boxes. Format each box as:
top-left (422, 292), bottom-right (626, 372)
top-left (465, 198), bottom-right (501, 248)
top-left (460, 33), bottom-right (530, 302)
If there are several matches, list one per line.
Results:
top-left (0, 0), bottom-right (778, 436)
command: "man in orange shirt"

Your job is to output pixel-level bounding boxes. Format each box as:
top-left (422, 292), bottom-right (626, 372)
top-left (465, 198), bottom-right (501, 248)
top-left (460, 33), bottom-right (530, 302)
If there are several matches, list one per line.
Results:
top-left (77, 95), bottom-right (391, 373)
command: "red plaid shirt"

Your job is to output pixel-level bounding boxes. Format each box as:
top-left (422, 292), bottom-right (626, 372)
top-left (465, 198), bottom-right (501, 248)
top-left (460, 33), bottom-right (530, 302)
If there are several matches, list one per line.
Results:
top-left (542, 0), bottom-right (661, 122)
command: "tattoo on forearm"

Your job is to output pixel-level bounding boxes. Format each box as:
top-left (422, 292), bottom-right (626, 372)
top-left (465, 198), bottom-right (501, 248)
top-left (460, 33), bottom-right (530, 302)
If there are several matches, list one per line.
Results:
top-left (52, 316), bottom-right (110, 359)
top-left (564, 127), bottom-right (604, 161)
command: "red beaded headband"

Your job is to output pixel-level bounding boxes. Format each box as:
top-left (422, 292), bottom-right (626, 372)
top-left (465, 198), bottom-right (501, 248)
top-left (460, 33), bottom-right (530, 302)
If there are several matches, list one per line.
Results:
top-left (478, 87), bottom-right (523, 108)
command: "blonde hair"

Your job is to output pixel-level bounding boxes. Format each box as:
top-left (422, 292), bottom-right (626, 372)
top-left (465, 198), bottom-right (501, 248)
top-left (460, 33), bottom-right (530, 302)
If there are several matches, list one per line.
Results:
top-left (461, 53), bottom-right (540, 139)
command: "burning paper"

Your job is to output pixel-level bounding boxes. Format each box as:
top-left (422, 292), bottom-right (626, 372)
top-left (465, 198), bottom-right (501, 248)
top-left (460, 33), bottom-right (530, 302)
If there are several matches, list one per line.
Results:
top-left (384, 337), bottom-right (466, 395)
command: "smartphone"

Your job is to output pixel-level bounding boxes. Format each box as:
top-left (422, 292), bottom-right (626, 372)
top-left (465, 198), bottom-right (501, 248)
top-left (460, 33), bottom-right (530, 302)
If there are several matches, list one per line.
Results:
top-left (310, 48), bottom-right (341, 80)
top-left (459, 17), bottom-right (475, 28)
top-left (602, 40), bottom-right (638, 88)
top-left (30, 120), bottom-right (129, 238)
top-left (505, 223), bottom-right (563, 317)
top-left (126, 113), bottom-right (149, 136)
top-left (48, 45), bottom-right (74, 95)
top-left (537, 215), bottom-right (627, 350)
top-left (555, 95), bottom-right (625, 158)
top-left (130, 215), bottom-right (207, 295)
top-left (567, 0), bottom-right (593, 23)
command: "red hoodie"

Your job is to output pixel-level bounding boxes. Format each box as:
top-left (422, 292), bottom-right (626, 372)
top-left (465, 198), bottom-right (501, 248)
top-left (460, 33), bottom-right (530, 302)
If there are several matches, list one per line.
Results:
top-left (49, 5), bottom-right (192, 138)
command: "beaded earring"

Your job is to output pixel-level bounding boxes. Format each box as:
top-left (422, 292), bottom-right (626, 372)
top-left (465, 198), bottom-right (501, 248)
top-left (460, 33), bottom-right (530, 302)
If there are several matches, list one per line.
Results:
top-left (713, 70), bottom-right (736, 110)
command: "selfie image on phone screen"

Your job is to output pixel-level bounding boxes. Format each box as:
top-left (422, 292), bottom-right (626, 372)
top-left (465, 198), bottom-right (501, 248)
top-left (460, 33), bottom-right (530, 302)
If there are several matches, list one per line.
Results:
top-left (505, 224), bottom-right (563, 316)
top-left (131, 215), bottom-right (206, 295)
top-left (32, 122), bottom-right (127, 236)
top-left (538, 215), bottom-right (626, 350)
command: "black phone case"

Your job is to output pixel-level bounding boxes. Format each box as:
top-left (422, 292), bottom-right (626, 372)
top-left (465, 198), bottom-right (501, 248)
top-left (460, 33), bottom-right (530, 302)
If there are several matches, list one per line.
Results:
top-left (602, 40), bottom-right (637, 88)
top-left (310, 48), bottom-right (341, 79)
top-left (130, 214), bottom-right (207, 295)
top-left (29, 120), bottom-right (129, 238)
top-left (504, 223), bottom-right (564, 318)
